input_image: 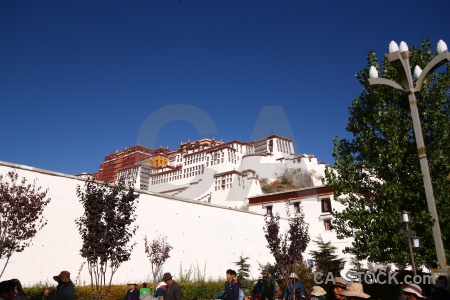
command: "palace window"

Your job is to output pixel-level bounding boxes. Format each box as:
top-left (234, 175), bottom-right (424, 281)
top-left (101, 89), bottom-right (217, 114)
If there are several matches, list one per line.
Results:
top-left (324, 219), bottom-right (332, 231)
top-left (321, 198), bottom-right (331, 213)
top-left (265, 205), bottom-right (273, 217)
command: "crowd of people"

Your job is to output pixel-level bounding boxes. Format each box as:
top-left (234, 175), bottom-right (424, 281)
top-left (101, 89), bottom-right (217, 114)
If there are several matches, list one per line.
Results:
top-left (124, 272), bottom-right (181, 300)
top-left (0, 269), bottom-right (449, 300)
top-left (246, 271), bottom-right (450, 300)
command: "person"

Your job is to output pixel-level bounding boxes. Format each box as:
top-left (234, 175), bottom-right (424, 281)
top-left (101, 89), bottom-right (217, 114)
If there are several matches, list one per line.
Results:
top-left (430, 277), bottom-right (450, 300)
top-left (229, 270), bottom-right (245, 300)
top-left (44, 270), bottom-right (75, 300)
top-left (261, 271), bottom-right (279, 300)
top-left (224, 269), bottom-right (239, 300)
top-left (140, 283), bottom-right (152, 298)
top-left (340, 282), bottom-right (370, 300)
top-left (253, 274), bottom-right (264, 300)
top-left (163, 272), bottom-right (181, 300)
top-left (155, 282), bottom-right (167, 300)
top-left (332, 277), bottom-right (348, 300)
top-left (0, 280), bottom-right (17, 300)
top-left (10, 279), bottom-right (27, 300)
top-left (310, 286), bottom-right (326, 300)
top-left (402, 283), bottom-right (425, 300)
top-left (124, 282), bottom-right (140, 300)
top-left (282, 273), bottom-right (305, 300)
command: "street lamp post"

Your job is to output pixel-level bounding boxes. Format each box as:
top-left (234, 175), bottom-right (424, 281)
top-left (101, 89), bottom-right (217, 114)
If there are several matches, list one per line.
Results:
top-left (368, 40), bottom-right (450, 269)
top-left (400, 211), bottom-right (420, 276)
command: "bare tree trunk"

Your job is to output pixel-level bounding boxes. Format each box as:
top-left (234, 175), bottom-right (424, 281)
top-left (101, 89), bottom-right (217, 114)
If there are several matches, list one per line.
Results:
top-left (0, 256), bottom-right (10, 279)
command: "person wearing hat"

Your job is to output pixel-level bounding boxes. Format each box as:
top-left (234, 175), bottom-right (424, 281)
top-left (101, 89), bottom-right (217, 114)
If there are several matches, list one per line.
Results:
top-left (283, 273), bottom-right (306, 300)
top-left (332, 277), bottom-right (348, 300)
top-left (252, 273), bottom-right (265, 300)
top-left (163, 272), bottom-right (181, 300)
top-left (260, 271), bottom-right (279, 300)
top-left (403, 283), bottom-right (425, 300)
top-left (310, 286), bottom-right (326, 300)
top-left (340, 282), bottom-right (370, 300)
top-left (43, 270), bottom-right (75, 300)
top-left (155, 281), bottom-right (168, 300)
top-left (124, 282), bottom-right (140, 300)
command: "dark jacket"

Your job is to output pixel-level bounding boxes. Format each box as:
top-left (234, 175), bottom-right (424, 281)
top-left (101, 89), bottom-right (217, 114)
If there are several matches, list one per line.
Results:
top-left (283, 281), bottom-right (305, 300)
top-left (51, 281), bottom-right (75, 300)
top-left (14, 291), bottom-right (28, 300)
top-left (253, 279), bottom-right (264, 299)
top-left (224, 280), bottom-right (239, 300)
top-left (124, 288), bottom-right (140, 300)
top-left (164, 281), bottom-right (181, 300)
top-left (156, 287), bottom-right (166, 297)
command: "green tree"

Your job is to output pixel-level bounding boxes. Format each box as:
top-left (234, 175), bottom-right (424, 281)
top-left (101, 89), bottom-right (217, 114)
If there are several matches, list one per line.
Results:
top-left (234, 255), bottom-right (250, 281)
top-left (234, 255), bottom-right (251, 294)
top-left (309, 236), bottom-right (345, 281)
top-left (325, 38), bottom-right (450, 267)
top-left (0, 170), bottom-right (51, 278)
top-left (75, 176), bottom-right (139, 300)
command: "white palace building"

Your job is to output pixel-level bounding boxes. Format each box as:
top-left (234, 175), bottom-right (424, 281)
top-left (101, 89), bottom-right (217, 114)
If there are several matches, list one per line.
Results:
top-left (104, 135), bottom-right (327, 208)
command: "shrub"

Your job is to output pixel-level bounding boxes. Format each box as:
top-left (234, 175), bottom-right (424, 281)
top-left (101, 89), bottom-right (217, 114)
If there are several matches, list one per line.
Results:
top-left (23, 281), bottom-right (225, 300)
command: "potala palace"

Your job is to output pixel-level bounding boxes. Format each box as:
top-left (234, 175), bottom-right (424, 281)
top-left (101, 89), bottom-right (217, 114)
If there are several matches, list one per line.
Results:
top-left (97, 135), bottom-right (326, 208)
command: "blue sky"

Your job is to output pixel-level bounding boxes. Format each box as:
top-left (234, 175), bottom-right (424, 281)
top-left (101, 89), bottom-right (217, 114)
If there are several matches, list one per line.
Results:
top-left (1, 0), bottom-right (449, 175)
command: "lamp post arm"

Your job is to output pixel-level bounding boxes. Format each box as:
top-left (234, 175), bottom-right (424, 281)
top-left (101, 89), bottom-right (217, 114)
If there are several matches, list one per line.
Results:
top-left (368, 78), bottom-right (406, 93)
top-left (415, 51), bottom-right (450, 91)
top-left (387, 51), bottom-right (415, 93)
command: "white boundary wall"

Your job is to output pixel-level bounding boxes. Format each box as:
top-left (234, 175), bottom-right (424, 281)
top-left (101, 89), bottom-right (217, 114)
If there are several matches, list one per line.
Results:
top-left (0, 161), bottom-right (283, 286)
top-left (249, 194), bottom-right (355, 276)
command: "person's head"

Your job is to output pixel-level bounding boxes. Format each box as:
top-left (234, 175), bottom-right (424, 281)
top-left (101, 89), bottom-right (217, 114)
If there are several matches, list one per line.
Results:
top-left (0, 280), bottom-right (18, 300)
top-left (10, 279), bottom-right (23, 293)
top-left (53, 270), bottom-right (71, 284)
top-left (332, 277), bottom-right (348, 300)
top-left (156, 281), bottom-right (167, 291)
top-left (163, 272), bottom-right (173, 285)
top-left (127, 283), bottom-right (137, 290)
top-left (311, 286), bottom-right (327, 297)
top-left (403, 283), bottom-right (425, 300)
top-left (142, 283), bottom-right (147, 288)
top-left (437, 276), bottom-right (448, 285)
top-left (261, 270), bottom-right (271, 280)
top-left (226, 269), bottom-right (236, 281)
top-left (289, 273), bottom-right (298, 282)
top-left (340, 282), bottom-right (370, 300)
top-left (433, 277), bottom-right (448, 293)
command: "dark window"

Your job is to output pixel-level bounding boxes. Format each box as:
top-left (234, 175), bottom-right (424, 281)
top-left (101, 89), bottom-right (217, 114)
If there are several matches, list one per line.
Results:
top-left (266, 205), bottom-right (273, 216)
top-left (324, 219), bottom-right (332, 231)
top-left (321, 198), bottom-right (331, 213)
